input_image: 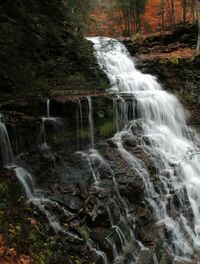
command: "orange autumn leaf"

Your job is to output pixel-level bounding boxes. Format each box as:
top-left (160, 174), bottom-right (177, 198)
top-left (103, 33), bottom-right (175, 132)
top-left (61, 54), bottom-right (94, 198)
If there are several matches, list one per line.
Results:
top-left (0, 234), bottom-right (32, 264)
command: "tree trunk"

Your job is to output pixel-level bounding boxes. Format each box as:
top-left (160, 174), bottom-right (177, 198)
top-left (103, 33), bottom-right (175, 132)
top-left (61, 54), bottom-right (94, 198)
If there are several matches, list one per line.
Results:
top-left (182, 0), bottom-right (187, 23)
top-left (161, 0), bottom-right (165, 31)
top-left (171, 0), bottom-right (175, 24)
top-left (167, 0), bottom-right (173, 25)
top-left (192, 0), bottom-right (196, 23)
top-left (196, 0), bottom-right (200, 55)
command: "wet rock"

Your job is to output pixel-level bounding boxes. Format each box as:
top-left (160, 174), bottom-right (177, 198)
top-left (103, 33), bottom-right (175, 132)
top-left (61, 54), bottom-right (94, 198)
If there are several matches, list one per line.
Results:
top-left (64, 194), bottom-right (83, 212)
top-left (121, 133), bottom-right (138, 148)
top-left (86, 204), bottom-right (112, 228)
top-left (90, 227), bottom-right (109, 243)
top-left (137, 248), bottom-right (153, 264)
top-left (119, 179), bottom-right (145, 204)
top-left (130, 120), bottom-right (143, 136)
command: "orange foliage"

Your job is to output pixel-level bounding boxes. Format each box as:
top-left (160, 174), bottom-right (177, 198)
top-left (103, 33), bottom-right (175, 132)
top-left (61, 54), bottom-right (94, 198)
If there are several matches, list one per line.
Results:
top-left (144, 0), bottom-right (183, 32)
top-left (88, 2), bottom-right (122, 36)
top-left (87, 0), bottom-right (194, 36)
top-left (0, 235), bottom-right (32, 264)
top-left (138, 47), bottom-right (195, 60)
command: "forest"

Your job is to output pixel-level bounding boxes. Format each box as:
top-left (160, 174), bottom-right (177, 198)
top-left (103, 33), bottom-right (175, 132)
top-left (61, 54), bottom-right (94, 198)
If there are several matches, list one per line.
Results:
top-left (0, 1), bottom-right (200, 264)
top-left (88, 0), bottom-right (199, 35)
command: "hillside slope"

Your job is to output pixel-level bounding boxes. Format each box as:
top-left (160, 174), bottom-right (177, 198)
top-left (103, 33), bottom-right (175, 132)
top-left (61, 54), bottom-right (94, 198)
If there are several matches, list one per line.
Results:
top-left (0, 0), bottom-right (108, 100)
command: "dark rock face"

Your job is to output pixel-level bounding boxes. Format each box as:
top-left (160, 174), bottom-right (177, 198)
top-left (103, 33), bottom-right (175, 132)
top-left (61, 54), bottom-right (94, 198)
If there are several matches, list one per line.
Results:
top-left (0, 97), bottom-right (197, 264)
top-left (0, 0), bottom-right (109, 100)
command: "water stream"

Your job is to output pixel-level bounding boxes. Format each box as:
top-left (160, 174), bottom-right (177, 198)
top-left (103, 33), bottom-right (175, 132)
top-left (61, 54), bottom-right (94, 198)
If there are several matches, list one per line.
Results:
top-left (87, 96), bottom-right (95, 148)
top-left (88, 36), bottom-right (200, 260)
top-left (1, 37), bottom-right (200, 263)
top-left (40, 99), bottom-right (61, 149)
top-left (0, 115), bottom-right (14, 167)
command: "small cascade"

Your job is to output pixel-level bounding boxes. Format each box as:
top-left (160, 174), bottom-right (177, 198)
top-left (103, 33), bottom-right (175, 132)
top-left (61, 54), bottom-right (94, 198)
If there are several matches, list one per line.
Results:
top-left (12, 165), bottom-right (63, 233)
top-left (76, 149), bottom-right (99, 184)
top-left (77, 98), bottom-right (83, 131)
top-left (76, 105), bottom-right (80, 149)
top-left (87, 96), bottom-right (94, 148)
top-left (0, 113), bottom-right (64, 233)
top-left (90, 245), bottom-right (109, 264)
top-left (115, 95), bottom-right (127, 130)
top-left (40, 99), bottom-right (61, 149)
top-left (47, 98), bottom-right (50, 118)
top-left (114, 95), bottom-right (136, 132)
top-left (0, 115), bottom-right (14, 167)
top-left (41, 117), bottom-right (48, 149)
top-left (76, 98), bottom-right (84, 149)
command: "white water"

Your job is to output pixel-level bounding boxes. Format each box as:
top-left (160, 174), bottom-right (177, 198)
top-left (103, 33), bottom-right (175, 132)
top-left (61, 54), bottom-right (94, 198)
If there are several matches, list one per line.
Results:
top-left (0, 116), bottom-right (14, 167)
top-left (87, 96), bottom-right (94, 148)
top-left (14, 165), bottom-right (63, 233)
top-left (0, 110), bottom-right (65, 233)
top-left (47, 99), bottom-right (50, 118)
top-left (76, 98), bottom-right (84, 149)
top-left (77, 98), bottom-right (83, 131)
top-left (40, 100), bottom-right (62, 149)
top-left (1, 36), bottom-right (200, 263)
top-left (88, 36), bottom-right (200, 258)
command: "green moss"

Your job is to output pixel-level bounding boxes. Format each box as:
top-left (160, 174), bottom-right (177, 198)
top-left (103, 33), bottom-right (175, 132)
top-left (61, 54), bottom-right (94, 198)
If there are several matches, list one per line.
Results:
top-left (168, 58), bottom-right (179, 64)
top-left (0, 181), bottom-right (9, 198)
top-left (99, 119), bottom-right (116, 137)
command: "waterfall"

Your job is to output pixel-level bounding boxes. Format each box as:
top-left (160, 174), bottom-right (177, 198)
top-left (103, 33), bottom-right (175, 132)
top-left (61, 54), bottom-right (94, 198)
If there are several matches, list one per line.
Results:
top-left (0, 115), bottom-right (62, 233)
top-left (40, 99), bottom-right (61, 149)
top-left (77, 98), bottom-right (83, 131)
top-left (2, 36), bottom-right (200, 263)
top-left (0, 115), bottom-right (14, 167)
top-left (47, 99), bottom-right (50, 118)
top-left (76, 98), bottom-right (84, 149)
top-left (88, 37), bottom-right (200, 259)
top-left (15, 165), bottom-right (62, 233)
top-left (87, 96), bottom-right (94, 148)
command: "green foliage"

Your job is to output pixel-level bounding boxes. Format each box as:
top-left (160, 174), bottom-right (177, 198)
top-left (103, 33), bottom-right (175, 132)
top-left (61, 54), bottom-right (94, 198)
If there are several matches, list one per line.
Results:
top-left (0, 182), bottom-right (9, 197)
top-left (133, 32), bottom-right (143, 41)
top-left (99, 119), bottom-right (116, 137)
top-left (169, 58), bottom-right (179, 64)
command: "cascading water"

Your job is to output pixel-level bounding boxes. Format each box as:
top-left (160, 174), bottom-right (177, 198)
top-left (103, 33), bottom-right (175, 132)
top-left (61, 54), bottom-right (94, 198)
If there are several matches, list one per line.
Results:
top-left (1, 36), bottom-right (200, 264)
top-left (76, 98), bottom-right (84, 149)
top-left (0, 111), bottom-right (64, 233)
top-left (0, 115), bottom-right (14, 167)
top-left (47, 98), bottom-right (50, 118)
top-left (40, 99), bottom-right (61, 149)
top-left (88, 36), bottom-right (200, 261)
top-left (87, 96), bottom-right (94, 148)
